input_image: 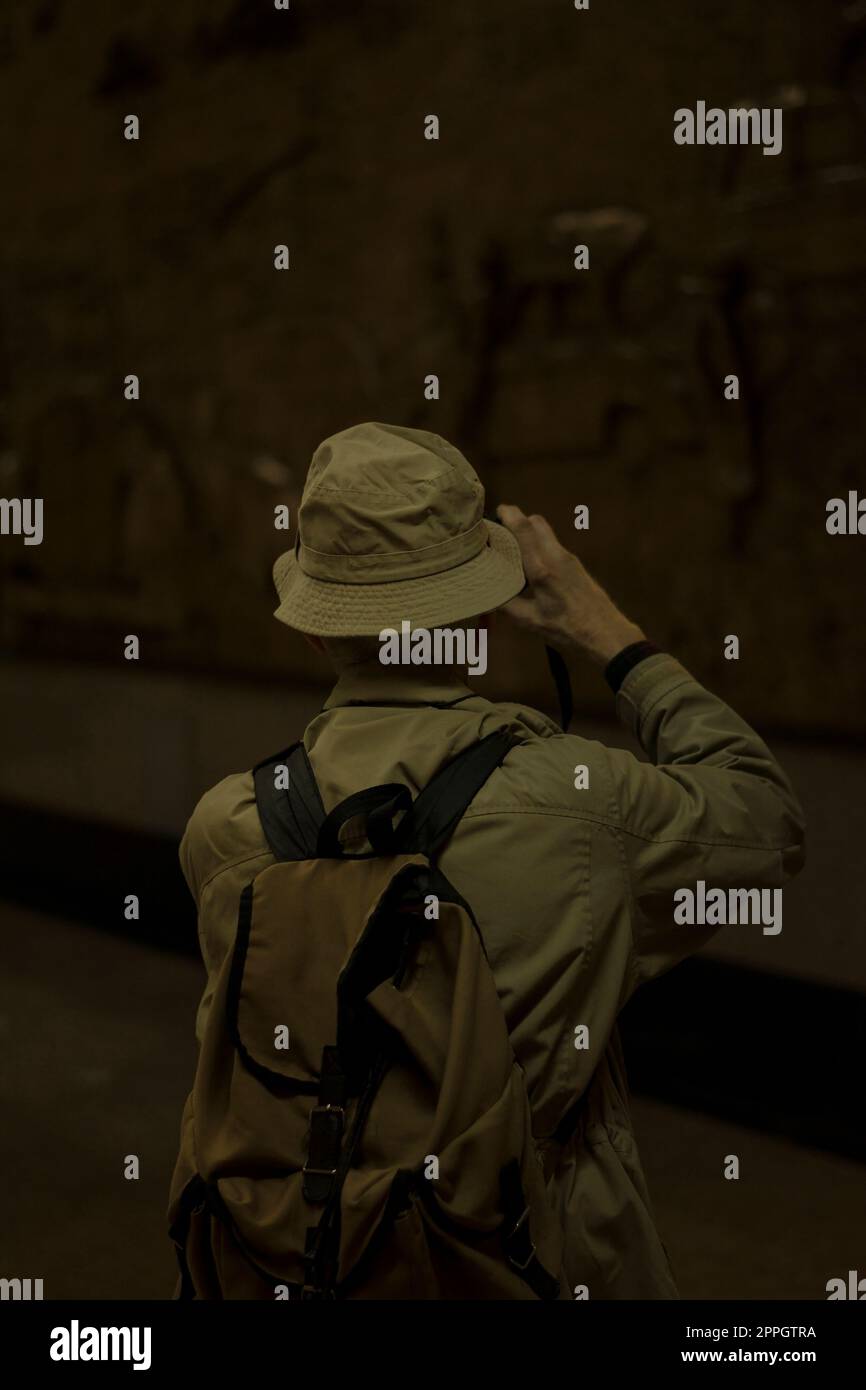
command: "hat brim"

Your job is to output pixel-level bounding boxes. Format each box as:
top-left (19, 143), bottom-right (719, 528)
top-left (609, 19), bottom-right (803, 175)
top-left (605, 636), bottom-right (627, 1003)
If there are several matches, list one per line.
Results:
top-left (272, 520), bottom-right (526, 637)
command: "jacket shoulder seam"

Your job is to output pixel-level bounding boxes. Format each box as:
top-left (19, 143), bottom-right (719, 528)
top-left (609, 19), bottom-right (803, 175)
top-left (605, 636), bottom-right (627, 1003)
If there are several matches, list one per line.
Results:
top-left (462, 805), bottom-right (796, 852)
top-left (197, 848), bottom-right (273, 897)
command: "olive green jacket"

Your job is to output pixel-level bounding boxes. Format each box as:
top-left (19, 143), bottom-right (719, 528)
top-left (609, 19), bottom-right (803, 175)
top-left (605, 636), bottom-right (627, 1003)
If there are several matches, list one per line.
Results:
top-left (180, 651), bottom-right (805, 1299)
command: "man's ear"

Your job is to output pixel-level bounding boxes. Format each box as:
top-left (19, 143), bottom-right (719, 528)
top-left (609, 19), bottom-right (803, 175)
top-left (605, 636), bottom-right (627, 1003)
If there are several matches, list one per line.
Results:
top-left (304, 634), bottom-right (326, 655)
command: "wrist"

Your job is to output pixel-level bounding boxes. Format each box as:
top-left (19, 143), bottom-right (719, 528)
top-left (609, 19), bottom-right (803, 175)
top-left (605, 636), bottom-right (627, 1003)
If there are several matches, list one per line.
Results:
top-left (604, 638), bottom-right (660, 692)
top-left (584, 619), bottom-right (646, 667)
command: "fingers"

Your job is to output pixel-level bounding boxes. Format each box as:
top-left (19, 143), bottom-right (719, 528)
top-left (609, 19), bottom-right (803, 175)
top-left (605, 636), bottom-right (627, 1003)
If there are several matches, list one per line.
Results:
top-left (526, 512), bottom-right (562, 552)
top-left (495, 503), bottom-right (532, 537)
top-left (497, 504), bottom-right (558, 544)
top-left (497, 503), bottom-right (544, 550)
top-left (496, 506), bottom-right (535, 567)
top-left (497, 504), bottom-right (571, 581)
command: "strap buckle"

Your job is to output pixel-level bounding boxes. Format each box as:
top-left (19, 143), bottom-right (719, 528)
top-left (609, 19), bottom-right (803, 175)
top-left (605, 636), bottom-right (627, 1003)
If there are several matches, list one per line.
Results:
top-left (302, 1104), bottom-right (345, 1198)
top-left (303, 1104), bottom-right (345, 1165)
top-left (505, 1206), bottom-right (536, 1272)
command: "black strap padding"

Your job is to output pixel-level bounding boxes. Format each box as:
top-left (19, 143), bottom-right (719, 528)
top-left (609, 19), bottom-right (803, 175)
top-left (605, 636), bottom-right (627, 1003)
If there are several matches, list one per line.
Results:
top-left (253, 742), bottom-right (326, 862)
top-left (317, 783), bottom-right (412, 859)
top-left (396, 730), bottom-right (513, 859)
top-left (254, 731), bottom-right (513, 863)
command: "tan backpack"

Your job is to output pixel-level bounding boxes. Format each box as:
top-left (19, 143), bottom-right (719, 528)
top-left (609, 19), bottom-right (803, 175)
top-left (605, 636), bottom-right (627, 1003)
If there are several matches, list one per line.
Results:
top-left (168, 731), bottom-right (564, 1300)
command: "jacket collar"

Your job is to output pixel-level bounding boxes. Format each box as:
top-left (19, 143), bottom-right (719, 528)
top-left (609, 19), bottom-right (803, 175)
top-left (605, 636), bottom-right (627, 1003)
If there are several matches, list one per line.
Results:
top-left (323, 656), bottom-right (476, 710)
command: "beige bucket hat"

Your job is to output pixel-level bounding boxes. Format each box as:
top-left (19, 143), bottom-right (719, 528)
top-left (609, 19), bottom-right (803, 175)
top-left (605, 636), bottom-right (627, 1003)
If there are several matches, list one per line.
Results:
top-left (272, 422), bottom-right (525, 636)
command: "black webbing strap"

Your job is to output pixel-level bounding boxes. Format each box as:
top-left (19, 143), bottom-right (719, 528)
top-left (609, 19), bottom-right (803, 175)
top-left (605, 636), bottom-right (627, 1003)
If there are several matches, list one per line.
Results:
top-left (499, 1159), bottom-right (561, 1301)
top-left (366, 786), bottom-right (414, 852)
top-left (303, 1049), bottom-right (391, 1298)
top-left (303, 1227), bottom-right (334, 1300)
top-left (316, 783), bottom-right (412, 858)
top-left (545, 645), bottom-right (573, 731)
top-left (302, 1046), bottom-right (347, 1205)
top-left (396, 729), bottom-right (513, 860)
top-left (253, 742), bottom-right (326, 862)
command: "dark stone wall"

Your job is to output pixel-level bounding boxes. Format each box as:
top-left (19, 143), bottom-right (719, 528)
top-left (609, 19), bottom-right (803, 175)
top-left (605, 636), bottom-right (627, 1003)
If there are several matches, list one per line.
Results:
top-left (1, 0), bottom-right (864, 731)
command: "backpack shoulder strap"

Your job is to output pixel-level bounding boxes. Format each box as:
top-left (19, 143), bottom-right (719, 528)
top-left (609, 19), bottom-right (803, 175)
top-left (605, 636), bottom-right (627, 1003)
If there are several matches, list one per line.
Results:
top-left (254, 729), bottom-right (512, 862)
top-left (253, 742), bottom-right (326, 862)
top-left (397, 729), bottom-right (513, 859)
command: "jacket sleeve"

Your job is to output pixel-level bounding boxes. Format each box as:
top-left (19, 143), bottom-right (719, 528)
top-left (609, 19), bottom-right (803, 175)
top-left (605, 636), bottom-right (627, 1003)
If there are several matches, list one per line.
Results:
top-left (604, 652), bottom-right (806, 987)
